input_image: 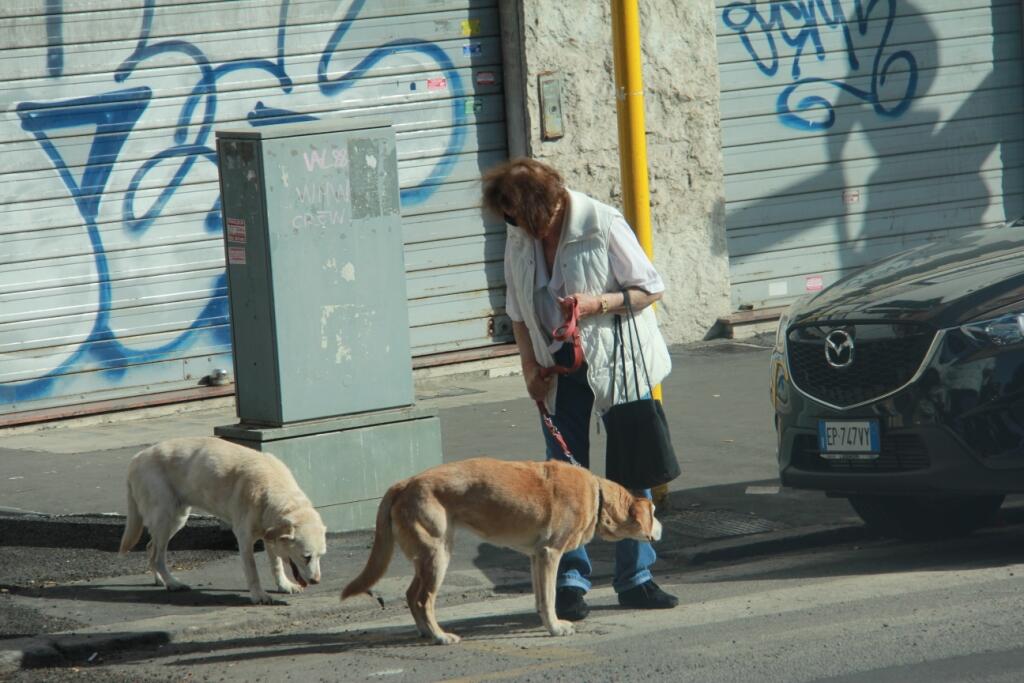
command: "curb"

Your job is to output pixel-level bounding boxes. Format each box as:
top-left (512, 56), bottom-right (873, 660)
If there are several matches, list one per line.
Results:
top-left (0, 512), bottom-right (237, 552)
top-left (1, 631), bottom-right (171, 675)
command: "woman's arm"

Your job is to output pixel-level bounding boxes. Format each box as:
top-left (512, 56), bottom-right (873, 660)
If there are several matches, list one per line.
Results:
top-left (566, 214), bottom-right (664, 319)
top-left (513, 320), bottom-right (552, 401)
top-left (568, 288), bottom-right (662, 319)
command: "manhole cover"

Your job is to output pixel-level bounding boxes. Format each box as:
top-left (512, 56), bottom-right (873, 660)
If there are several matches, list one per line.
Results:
top-left (662, 510), bottom-right (780, 540)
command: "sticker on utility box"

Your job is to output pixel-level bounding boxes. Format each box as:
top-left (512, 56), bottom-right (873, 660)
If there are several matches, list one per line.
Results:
top-left (476, 71), bottom-right (497, 86)
top-left (427, 77), bottom-right (448, 91)
top-left (226, 217), bottom-right (246, 243)
top-left (227, 246), bottom-right (246, 265)
top-left (805, 275), bottom-right (824, 292)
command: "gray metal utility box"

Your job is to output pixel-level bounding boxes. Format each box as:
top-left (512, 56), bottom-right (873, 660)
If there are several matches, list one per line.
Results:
top-left (215, 120), bottom-right (412, 426)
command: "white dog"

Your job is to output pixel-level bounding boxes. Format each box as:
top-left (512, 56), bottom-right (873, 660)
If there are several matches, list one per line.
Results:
top-left (119, 436), bottom-right (327, 604)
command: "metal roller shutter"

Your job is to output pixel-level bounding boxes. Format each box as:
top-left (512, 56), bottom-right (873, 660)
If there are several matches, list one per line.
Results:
top-left (0, 0), bottom-right (509, 418)
top-left (715, 0), bottom-right (1024, 309)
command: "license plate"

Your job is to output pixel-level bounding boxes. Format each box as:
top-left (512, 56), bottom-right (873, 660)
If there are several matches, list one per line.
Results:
top-left (817, 420), bottom-right (880, 459)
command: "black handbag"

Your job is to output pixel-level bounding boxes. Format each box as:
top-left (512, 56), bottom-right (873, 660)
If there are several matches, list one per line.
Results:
top-left (603, 295), bottom-right (681, 491)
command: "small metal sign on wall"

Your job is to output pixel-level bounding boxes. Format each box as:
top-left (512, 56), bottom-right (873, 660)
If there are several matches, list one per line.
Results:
top-left (539, 72), bottom-right (565, 140)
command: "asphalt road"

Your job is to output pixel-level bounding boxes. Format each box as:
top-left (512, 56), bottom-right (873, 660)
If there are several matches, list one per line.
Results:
top-left (10, 520), bottom-right (1024, 682)
top-left (12, 337), bottom-right (1023, 680)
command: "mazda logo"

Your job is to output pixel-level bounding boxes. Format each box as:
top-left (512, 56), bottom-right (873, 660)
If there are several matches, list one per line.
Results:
top-left (825, 329), bottom-right (854, 369)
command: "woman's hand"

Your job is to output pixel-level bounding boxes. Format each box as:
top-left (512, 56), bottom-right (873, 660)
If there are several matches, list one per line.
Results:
top-left (524, 364), bottom-right (553, 402)
top-left (560, 293), bottom-right (603, 319)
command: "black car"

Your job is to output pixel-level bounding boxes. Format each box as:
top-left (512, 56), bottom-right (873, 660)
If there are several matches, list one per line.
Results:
top-left (770, 221), bottom-right (1024, 538)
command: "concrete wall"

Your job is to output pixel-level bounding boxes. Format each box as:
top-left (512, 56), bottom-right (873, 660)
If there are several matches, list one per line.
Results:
top-left (514, 0), bottom-right (731, 343)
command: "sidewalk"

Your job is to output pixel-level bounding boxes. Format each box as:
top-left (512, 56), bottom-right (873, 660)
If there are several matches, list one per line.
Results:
top-left (0, 340), bottom-right (880, 672)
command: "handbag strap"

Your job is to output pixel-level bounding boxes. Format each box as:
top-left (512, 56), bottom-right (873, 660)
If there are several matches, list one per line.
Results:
top-left (621, 291), bottom-right (654, 397)
top-left (610, 312), bottom-right (631, 401)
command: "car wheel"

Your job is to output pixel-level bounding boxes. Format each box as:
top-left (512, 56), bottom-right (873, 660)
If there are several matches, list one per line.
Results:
top-left (847, 494), bottom-right (1005, 540)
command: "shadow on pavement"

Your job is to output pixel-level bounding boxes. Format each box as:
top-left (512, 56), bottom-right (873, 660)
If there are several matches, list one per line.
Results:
top-left (88, 611), bottom-right (550, 669)
top-left (5, 581), bottom-right (257, 607)
top-left (705, 522), bottom-right (1024, 584)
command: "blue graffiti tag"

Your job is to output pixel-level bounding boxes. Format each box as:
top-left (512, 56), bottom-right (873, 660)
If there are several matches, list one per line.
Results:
top-left (14, 88), bottom-right (233, 402)
top-left (7, 0), bottom-right (470, 405)
top-left (318, 0), bottom-right (467, 206)
top-left (721, 0), bottom-right (918, 130)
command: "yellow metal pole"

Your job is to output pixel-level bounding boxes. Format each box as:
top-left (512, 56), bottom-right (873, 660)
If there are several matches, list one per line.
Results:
top-left (612, 0), bottom-right (652, 260)
top-left (611, 0), bottom-right (668, 505)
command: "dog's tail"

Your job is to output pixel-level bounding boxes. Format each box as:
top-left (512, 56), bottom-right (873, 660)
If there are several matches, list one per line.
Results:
top-left (341, 484), bottom-right (401, 603)
top-left (119, 476), bottom-right (144, 555)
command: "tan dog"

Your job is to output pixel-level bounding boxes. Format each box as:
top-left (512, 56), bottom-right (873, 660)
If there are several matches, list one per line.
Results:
top-left (341, 457), bottom-right (662, 644)
top-left (119, 436), bottom-right (327, 604)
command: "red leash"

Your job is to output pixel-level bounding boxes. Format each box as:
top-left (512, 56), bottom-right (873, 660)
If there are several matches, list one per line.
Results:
top-left (536, 297), bottom-right (584, 467)
top-left (540, 296), bottom-right (585, 379)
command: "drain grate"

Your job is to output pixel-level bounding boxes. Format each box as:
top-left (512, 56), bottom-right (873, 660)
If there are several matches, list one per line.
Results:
top-left (662, 510), bottom-right (780, 540)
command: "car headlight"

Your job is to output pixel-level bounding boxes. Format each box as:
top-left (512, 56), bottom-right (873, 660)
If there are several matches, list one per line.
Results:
top-left (961, 313), bottom-right (1024, 346)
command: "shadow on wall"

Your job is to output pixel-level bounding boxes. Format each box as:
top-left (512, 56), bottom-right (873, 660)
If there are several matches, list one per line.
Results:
top-left (720, 0), bottom-right (1024, 288)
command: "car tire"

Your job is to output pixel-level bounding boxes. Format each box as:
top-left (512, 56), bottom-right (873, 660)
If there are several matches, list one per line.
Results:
top-left (847, 494), bottom-right (1005, 540)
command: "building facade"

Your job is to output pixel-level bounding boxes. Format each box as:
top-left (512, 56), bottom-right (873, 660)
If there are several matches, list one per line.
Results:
top-left (0, 0), bottom-right (729, 421)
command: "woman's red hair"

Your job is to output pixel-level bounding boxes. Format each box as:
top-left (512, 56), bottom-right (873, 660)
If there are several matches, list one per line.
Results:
top-left (481, 157), bottom-right (566, 239)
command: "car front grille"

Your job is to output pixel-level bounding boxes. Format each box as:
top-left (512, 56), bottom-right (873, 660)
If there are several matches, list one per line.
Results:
top-left (787, 323), bottom-right (936, 407)
top-left (792, 433), bottom-right (930, 472)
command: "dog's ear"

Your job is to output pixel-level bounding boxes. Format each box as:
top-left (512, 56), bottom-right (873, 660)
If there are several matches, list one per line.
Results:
top-left (264, 523), bottom-right (295, 542)
top-left (629, 499), bottom-right (653, 525)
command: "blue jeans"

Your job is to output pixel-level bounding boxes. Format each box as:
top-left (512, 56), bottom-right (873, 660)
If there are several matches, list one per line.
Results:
top-left (541, 345), bottom-right (657, 594)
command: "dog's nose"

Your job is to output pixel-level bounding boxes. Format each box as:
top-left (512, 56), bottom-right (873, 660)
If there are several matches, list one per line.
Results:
top-left (309, 576), bottom-right (321, 585)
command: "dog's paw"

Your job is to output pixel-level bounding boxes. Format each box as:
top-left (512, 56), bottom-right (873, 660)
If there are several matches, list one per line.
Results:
top-left (432, 632), bottom-right (462, 645)
top-left (276, 580), bottom-right (304, 595)
top-left (165, 582), bottom-right (191, 592)
top-left (549, 620), bottom-right (575, 637)
top-left (250, 591), bottom-right (281, 605)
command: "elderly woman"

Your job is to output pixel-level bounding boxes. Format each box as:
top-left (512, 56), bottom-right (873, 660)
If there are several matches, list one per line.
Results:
top-left (481, 157), bottom-right (678, 621)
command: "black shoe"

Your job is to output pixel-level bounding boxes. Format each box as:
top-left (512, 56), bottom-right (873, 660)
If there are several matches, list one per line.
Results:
top-left (555, 586), bottom-right (590, 621)
top-left (617, 580), bottom-right (679, 609)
